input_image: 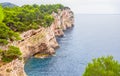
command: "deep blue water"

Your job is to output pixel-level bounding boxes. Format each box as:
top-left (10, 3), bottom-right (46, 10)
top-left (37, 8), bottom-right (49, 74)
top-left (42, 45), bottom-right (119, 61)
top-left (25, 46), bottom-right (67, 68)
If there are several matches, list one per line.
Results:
top-left (25, 14), bottom-right (120, 76)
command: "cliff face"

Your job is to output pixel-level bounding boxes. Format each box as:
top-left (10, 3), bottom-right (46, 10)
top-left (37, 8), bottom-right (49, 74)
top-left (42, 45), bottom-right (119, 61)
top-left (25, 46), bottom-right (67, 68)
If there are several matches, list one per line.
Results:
top-left (0, 59), bottom-right (26, 76)
top-left (17, 7), bottom-right (74, 59)
top-left (0, 8), bottom-right (74, 76)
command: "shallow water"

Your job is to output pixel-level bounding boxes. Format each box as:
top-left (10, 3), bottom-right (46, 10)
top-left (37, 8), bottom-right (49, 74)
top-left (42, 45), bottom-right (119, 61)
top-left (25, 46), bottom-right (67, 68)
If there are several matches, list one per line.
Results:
top-left (25, 14), bottom-right (120, 76)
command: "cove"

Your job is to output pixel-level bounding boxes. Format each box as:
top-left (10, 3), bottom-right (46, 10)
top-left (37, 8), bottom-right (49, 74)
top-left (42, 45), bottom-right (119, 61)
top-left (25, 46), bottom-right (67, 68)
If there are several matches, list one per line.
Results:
top-left (25, 14), bottom-right (120, 76)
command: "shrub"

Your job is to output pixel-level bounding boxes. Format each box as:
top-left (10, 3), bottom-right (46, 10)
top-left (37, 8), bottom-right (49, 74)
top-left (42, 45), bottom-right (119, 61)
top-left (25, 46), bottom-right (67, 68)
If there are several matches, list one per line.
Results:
top-left (0, 23), bottom-right (21, 45)
top-left (1, 46), bottom-right (22, 63)
top-left (0, 39), bottom-right (8, 45)
top-left (83, 56), bottom-right (120, 76)
top-left (0, 6), bottom-right (4, 22)
top-left (2, 4), bottom-right (64, 32)
top-left (43, 14), bottom-right (54, 27)
top-left (6, 69), bottom-right (12, 72)
top-left (0, 49), bottom-right (3, 55)
top-left (1, 56), bottom-right (13, 62)
top-left (5, 46), bottom-right (22, 57)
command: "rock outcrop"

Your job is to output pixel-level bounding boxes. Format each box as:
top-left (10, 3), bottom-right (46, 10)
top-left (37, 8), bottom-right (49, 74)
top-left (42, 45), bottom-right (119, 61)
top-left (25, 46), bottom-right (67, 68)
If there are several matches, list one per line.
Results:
top-left (0, 7), bottom-right (74, 76)
top-left (17, 7), bottom-right (74, 59)
top-left (0, 59), bottom-right (26, 76)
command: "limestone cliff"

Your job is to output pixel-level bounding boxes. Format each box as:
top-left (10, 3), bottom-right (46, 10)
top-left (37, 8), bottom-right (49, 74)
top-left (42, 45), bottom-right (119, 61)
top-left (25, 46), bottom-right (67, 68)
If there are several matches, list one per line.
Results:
top-left (17, 7), bottom-right (74, 59)
top-left (0, 7), bottom-right (74, 76)
top-left (0, 59), bottom-right (26, 76)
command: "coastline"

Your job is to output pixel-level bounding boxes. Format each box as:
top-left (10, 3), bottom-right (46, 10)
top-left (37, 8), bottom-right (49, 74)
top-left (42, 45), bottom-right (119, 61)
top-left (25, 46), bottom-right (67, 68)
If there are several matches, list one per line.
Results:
top-left (0, 7), bottom-right (74, 76)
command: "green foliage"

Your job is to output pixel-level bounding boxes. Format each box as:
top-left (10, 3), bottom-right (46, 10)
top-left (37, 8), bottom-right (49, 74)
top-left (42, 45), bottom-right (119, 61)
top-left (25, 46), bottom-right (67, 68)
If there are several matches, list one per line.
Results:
top-left (83, 56), bottom-right (120, 76)
top-left (0, 39), bottom-right (8, 45)
top-left (43, 14), bottom-right (54, 27)
top-left (0, 4), bottom-right (64, 44)
top-left (1, 46), bottom-right (22, 63)
top-left (0, 49), bottom-right (3, 55)
top-left (0, 23), bottom-right (21, 45)
top-left (40, 4), bottom-right (64, 14)
top-left (1, 56), bottom-right (13, 62)
top-left (0, 6), bottom-right (4, 22)
top-left (5, 46), bottom-right (22, 57)
top-left (2, 4), bottom-right (64, 32)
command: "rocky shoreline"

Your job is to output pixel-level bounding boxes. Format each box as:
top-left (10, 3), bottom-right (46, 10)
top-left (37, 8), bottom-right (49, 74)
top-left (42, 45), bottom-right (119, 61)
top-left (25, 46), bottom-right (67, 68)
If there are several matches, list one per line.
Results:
top-left (0, 7), bottom-right (74, 76)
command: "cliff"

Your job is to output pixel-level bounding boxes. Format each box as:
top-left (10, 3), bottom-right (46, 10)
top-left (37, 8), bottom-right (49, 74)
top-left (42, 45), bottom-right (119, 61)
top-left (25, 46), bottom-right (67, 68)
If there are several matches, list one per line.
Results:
top-left (0, 59), bottom-right (26, 76)
top-left (0, 7), bottom-right (74, 76)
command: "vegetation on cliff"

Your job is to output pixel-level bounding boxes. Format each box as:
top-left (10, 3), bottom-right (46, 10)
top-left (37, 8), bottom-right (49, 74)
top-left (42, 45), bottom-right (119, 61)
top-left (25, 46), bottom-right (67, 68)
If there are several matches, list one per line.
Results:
top-left (83, 56), bottom-right (120, 76)
top-left (3, 4), bottom-right (64, 32)
top-left (0, 3), bottom-right (64, 64)
top-left (0, 46), bottom-right (22, 63)
top-left (0, 23), bottom-right (20, 45)
top-left (0, 4), bottom-right (64, 45)
top-left (0, 6), bottom-right (4, 22)
top-left (0, 6), bottom-right (20, 45)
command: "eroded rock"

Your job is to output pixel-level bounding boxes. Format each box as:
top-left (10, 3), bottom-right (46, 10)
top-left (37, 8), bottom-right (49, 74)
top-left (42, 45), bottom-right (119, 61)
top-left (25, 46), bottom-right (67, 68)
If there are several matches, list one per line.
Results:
top-left (0, 8), bottom-right (74, 76)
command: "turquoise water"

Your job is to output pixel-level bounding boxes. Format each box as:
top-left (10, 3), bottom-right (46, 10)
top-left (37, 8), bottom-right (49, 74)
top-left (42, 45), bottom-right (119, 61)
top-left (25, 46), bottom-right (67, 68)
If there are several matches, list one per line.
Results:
top-left (25, 14), bottom-right (120, 76)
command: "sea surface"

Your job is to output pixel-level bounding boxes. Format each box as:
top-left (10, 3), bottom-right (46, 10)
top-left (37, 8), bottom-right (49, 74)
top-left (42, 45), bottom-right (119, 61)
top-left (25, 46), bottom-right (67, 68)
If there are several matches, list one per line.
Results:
top-left (25, 14), bottom-right (120, 76)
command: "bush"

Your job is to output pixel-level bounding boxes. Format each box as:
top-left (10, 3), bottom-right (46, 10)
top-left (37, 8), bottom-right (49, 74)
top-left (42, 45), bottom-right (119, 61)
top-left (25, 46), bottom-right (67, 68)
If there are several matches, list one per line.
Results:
top-left (0, 39), bottom-right (8, 45)
top-left (0, 23), bottom-right (21, 45)
top-left (0, 6), bottom-right (4, 22)
top-left (0, 49), bottom-right (3, 56)
top-left (5, 46), bottom-right (22, 57)
top-left (2, 4), bottom-right (64, 32)
top-left (83, 56), bottom-right (120, 76)
top-left (1, 46), bottom-right (22, 63)
top-left (43, 14), bottom-right (54, 27)
top-left (1, 56), bottom-right (13, 62)
top-left (6, 69), bottom-right (12, 72)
